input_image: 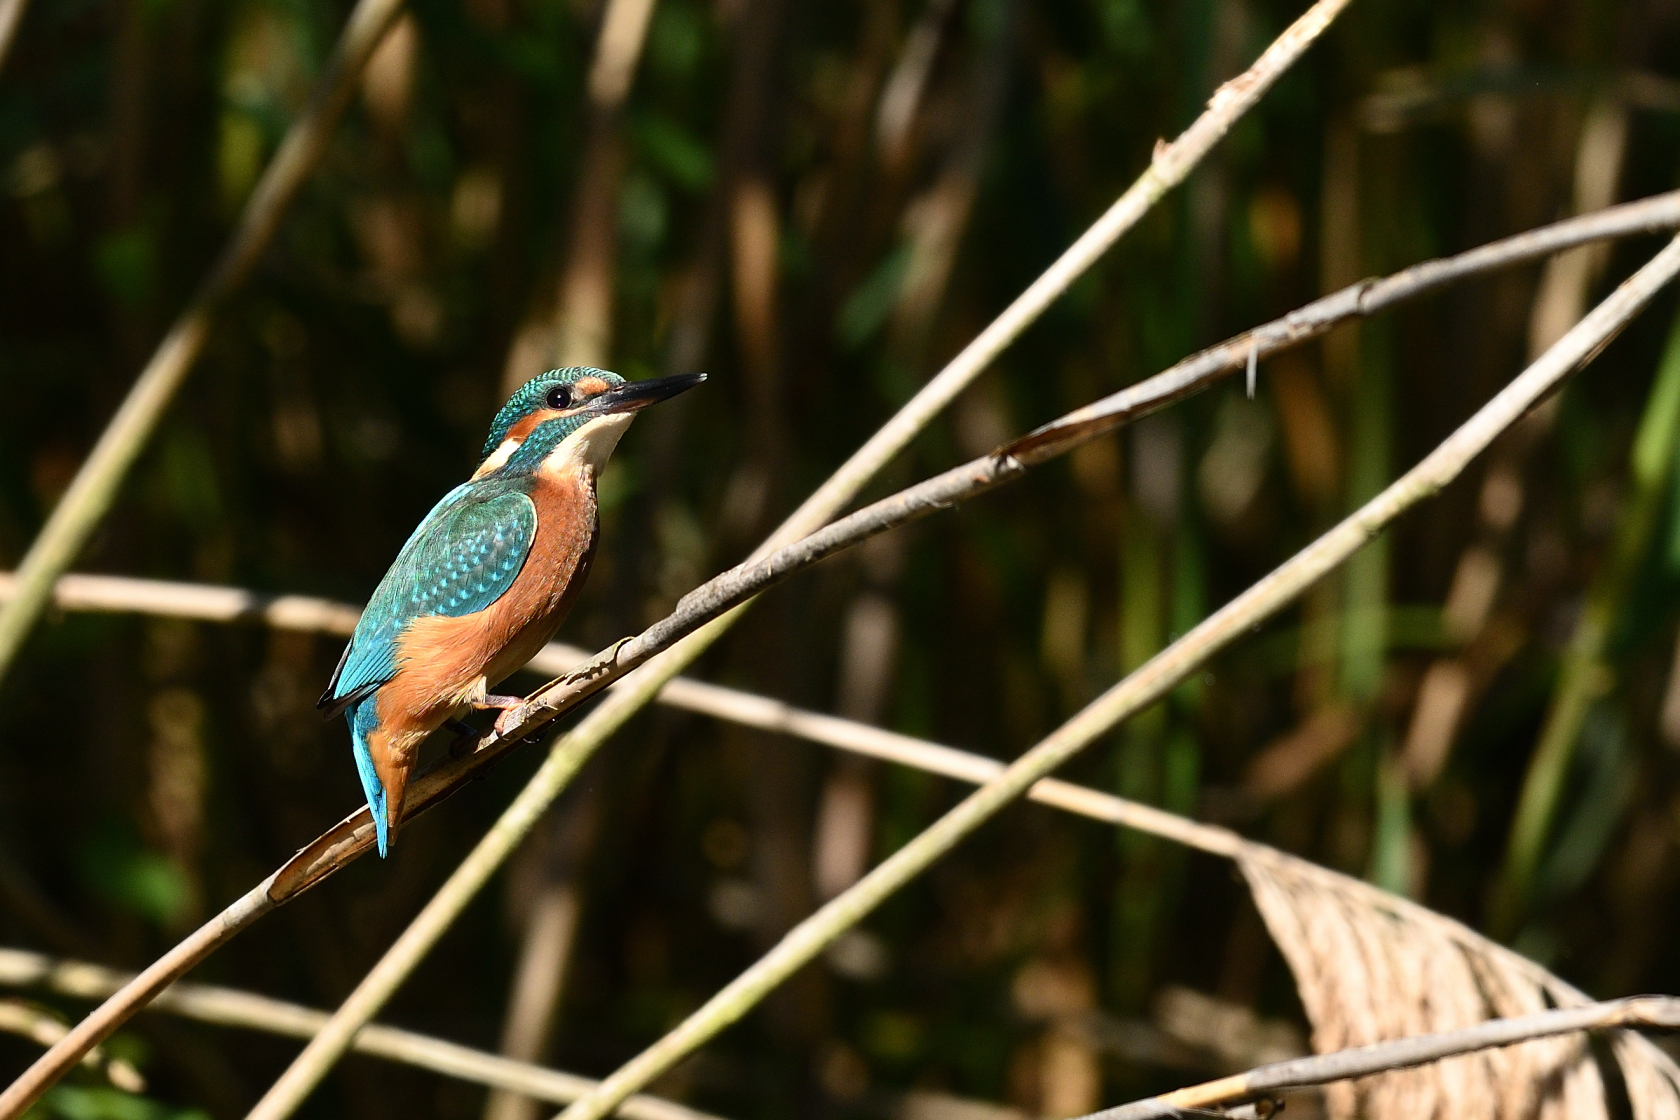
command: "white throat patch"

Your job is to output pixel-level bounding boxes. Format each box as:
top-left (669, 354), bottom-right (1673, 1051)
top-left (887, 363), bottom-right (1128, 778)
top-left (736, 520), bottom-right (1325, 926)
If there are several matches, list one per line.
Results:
top-left (472, 412), bottom-right (638, 481)
top-left (539, 412), bottom-right (636, 479)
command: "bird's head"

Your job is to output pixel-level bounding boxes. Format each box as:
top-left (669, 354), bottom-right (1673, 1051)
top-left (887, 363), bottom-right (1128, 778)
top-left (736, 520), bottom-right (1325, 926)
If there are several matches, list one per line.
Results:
top-left (475, 367), bottom-right (705, 480)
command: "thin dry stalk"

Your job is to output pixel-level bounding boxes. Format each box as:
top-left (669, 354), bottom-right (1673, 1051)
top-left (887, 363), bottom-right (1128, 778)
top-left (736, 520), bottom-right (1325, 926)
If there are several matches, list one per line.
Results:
top-left (484, 884), bottom-right (583, 1120)
top-left (551, 0), bottom-right (656, 374)
top-left (0, 881), bottom-right (274, 1118)
top-left (0, 573), bottom-right (363, 633)
top-left (236, 3), bottom-right (1362, 1112)
top-left (874, 0), bottom-right (960, 169)
top-left (1238, 856), bottom-right (1680, 1120)
top-left (18, 575), bottom-right (1680, 1120)
top-left (488, 0), bottom-right (658, 1107)
top-left (0, 0), bottom-right (409, 685)
top-left (546, 235), bottom-right (1680, 1120)
top-left (1079, 998), bottom-right (1680, 1120)
top-left (7, 187), bottom-right (1675, 1115)
top-left (0, 0), bottom-right (29, 74)
top-left (0, 949), bottom-right (718, 1120)
top-left (783, 0), bottom-right (1357, 547)
top-left (0, 999), bottom-right (142, 1093)
top-left (362, 185), bottom-right (1680, 868)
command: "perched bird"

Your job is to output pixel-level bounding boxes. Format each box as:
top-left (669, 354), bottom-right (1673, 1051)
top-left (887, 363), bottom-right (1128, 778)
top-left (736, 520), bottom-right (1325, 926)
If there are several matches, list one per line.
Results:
top-left (320, 367), bottom-right (705, 856)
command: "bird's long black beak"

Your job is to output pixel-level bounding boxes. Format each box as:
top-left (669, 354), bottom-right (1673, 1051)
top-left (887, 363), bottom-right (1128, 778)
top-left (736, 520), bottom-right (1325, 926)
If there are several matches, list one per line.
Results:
top-left (587, 372), bottom-right (706, 415)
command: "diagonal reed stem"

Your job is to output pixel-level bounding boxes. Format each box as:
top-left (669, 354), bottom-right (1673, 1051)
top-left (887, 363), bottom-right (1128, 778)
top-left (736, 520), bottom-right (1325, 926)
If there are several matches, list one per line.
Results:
top-left (545, 236), bottom-right (1680, 1120)
top-left (7, 188), bottom-right (1666, 1118)
top-left (0, 949), bottom-right (719, 1120)
top-left (0, 0), bottom-right (412, 1111)
top-left (0, 0), bottom-right (31, 76)
top-left (0, 0), bottom-right (409, 686)
top-left (241, 2), bottom-right (1358, 1111)
top-left (254, 188), bottom-right (1680, 888)
top-left (1489, 307), bottom-right (1680, 936)
top-left (775, 0), bottom-right (1358, 549)
top-left (1078, 997), bottom-right (1680, 1120)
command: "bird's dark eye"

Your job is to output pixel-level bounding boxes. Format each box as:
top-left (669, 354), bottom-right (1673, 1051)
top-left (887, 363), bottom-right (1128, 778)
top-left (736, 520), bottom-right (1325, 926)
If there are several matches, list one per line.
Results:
top-left (545, 385), bottom-right (573, 410)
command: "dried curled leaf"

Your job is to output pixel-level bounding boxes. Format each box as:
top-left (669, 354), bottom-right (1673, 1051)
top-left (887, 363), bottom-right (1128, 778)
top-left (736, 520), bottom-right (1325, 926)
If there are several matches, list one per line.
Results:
top-left (1239, 852), bottom-right (1680, 1120)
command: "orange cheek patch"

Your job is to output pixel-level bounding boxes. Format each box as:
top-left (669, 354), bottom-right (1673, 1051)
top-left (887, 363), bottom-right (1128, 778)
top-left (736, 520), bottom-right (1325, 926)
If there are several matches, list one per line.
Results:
top-left (505, 409), bottom-right (569, 442)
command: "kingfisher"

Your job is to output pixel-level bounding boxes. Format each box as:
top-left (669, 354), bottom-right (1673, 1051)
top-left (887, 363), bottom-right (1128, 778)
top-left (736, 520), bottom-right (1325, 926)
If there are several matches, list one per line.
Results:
top-left (319, 367), bottom-right (705, 856)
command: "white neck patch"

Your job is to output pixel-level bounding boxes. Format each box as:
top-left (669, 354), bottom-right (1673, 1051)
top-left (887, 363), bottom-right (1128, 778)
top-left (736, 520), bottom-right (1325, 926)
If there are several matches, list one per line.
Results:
top-left (539, 412), bottom-right (636, 480)
top-left (473, 438), bottom-right (520, 478)
top-left (472, 411), bottom-right (638, 481)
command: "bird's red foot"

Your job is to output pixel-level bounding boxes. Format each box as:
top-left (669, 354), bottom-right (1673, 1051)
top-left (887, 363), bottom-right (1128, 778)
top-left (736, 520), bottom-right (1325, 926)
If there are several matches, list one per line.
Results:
top-left (466, 694), bottom-right (520, 736)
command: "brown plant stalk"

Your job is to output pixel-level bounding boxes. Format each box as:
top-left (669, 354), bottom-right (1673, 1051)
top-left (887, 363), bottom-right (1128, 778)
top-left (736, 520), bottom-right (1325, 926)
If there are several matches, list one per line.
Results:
top-left (0, 0), bottom-right (410, 683)
top-left (230, 1), bottom-right (1374, 1111)
top-left (0, 0), bottom-right (30, 75)
top-left (0, 949), bottom-right (718, 1120)
top-left (1078, 998), bottom-right (1680, 1120)
top-left (5, 185), bottom-right (1674, 1116)
top-left (545, 234), bottom-right (1680, 1120)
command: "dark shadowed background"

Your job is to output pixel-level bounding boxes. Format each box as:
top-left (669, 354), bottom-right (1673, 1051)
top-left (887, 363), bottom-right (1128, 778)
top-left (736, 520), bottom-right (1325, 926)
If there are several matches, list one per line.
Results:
top-left (5, 0), bottom-right (1680, 1116)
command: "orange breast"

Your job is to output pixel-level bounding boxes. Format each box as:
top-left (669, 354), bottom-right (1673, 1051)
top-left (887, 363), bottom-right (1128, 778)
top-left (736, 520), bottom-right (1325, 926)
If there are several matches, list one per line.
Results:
top-left (363, 468), bottom-right (599, 840)
top-left (380, 468), bottom-right (600, 729)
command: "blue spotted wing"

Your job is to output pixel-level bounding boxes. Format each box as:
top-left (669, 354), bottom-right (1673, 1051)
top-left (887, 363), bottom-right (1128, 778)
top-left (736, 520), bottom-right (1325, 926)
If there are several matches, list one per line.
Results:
top-left (320, 482), bottom-right (538, 718)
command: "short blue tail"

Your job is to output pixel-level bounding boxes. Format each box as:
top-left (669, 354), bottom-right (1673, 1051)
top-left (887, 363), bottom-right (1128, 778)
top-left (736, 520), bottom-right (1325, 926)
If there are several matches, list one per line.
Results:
top-left (348, 698), bottom-right (391, 857)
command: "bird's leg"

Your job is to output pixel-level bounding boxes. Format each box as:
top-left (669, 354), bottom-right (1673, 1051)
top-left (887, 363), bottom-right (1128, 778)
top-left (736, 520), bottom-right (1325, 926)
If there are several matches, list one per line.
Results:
top-left (462, 675), bottom-right (521, 714)
top-left (458, 676), bottom-right (523, 733)
top-left (472, 694), bottom-right (527, 736)
top-left (454, 678), bottom-right (541, 742)
top-left (491, 703), bottom-right (531, 738)
top-left (463, 684), bottom-right (530, 738)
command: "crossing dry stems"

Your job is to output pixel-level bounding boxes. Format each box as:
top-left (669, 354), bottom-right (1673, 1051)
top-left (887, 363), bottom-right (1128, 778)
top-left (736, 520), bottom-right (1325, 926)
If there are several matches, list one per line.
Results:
top-left (160, 2), bottom-right (1368, 1114)
top-left (0, 949), bottom-right (719, 1120)
top-left (264, 186), bottom-right (1680, 902)
top-left (6, 2), bottom-right (1678, 1118)
top-left (0, 0), bottom-right (410, 686)
top-left (541, 233), bottom-right (1680, 1120)
top-left (5, 189), bottom-right (1674, 1116)
top-left (1079, 998), bottom-right (1680, 1120)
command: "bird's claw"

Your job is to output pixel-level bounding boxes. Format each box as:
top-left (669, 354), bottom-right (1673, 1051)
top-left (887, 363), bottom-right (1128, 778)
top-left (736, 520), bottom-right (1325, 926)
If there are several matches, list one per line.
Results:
top-left (492, 706), bottom-right (522, 737)
top-left (490, 704), bottom-right (552, 746)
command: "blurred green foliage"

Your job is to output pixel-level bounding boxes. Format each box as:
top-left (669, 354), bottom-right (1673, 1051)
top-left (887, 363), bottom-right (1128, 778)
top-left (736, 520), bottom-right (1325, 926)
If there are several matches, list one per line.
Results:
top-left (4, 0), bottom-right (1680, 1115)
top-left (32, 1086), bottom-right (209, 1120)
